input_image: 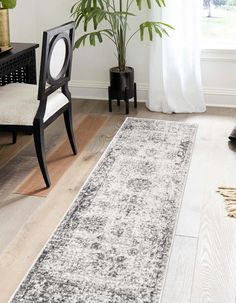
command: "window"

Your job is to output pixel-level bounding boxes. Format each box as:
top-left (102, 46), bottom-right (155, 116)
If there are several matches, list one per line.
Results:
top-left (202, 0), bottom-right (236, 49)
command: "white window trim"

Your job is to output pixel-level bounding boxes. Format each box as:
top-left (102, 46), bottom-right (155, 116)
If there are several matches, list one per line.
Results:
top-left (201, 48), bottom-right (236, 62)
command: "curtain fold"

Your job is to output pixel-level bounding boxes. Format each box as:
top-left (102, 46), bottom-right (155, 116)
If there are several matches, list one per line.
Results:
top-left (147, 0), bottom-right (206, 113)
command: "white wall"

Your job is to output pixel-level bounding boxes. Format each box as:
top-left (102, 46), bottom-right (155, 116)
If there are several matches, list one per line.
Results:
top-left (9, 0), bottom-right (37, 43)
top-left (9, 1), bottom-right (236, 107)
top-left (201, 49), bottom-right (236, 106)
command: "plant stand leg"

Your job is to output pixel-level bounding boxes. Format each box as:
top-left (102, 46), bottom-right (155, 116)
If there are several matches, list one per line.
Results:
top-left (108, 86), bottom-right (112, 112)
top-left (117, 99), bottom-right (120, 106)
top-left (134, 82), bottom-right (137, 108)
top-left (12, 132), bottom-right (17, 144)
top-left (125, 87), bottom-right (129, 115)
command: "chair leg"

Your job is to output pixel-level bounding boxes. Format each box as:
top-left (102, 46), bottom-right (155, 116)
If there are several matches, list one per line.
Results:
top-left (117, 99), bottom-right (120, 106)
top-left (63, 105), bottom-right (77, 155)
top-left (134, 82), bottom-right (137, 108)
top-left (33, 124), bottom-right (51, 188)
top-left (12, 132), bottom-right (17, 144)
top-left (108, 86), bottom-right (112, 112)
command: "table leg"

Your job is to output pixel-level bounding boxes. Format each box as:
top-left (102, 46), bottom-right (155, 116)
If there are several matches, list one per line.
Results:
top-left (26, 51), bottom-right (37, 84)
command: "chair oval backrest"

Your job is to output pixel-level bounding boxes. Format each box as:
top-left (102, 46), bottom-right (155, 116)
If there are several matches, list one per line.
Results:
top-left (37, 22), bottom-right (75, 101)
top-left (48, 33), bottom-right (71, 84)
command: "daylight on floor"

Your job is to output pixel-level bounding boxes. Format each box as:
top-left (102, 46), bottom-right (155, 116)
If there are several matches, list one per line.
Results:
top-left (0, 0), bottom-right (236, 302)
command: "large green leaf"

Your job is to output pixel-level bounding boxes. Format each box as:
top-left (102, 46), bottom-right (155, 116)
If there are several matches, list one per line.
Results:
top-left (136, 0), bottom-right (166, 10)
top-left (1, 0), bottom-right (16, 9)
top-left (72, 3), bottom-right (133, 32)
top-left (74, 29), bottom-right (113, 48)
top-left (140, 21), bottom-right (174, 41)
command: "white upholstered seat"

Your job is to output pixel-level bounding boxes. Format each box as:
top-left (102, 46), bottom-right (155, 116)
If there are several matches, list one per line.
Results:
top-left (0, 83), bottom-right (69, 125)
top-left (0, 22), bottom-right (76, 188)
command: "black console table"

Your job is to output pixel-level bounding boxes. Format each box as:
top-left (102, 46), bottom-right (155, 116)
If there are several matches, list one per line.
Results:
top-left (0, 43), bottom-right (39, 86)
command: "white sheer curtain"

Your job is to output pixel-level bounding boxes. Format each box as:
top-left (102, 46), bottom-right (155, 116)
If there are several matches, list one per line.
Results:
top-left (147, 0), bottom-right (206, 113)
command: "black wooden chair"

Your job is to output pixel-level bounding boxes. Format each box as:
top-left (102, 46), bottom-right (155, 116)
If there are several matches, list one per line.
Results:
top-left (0, 22), bottom-right (77, 187)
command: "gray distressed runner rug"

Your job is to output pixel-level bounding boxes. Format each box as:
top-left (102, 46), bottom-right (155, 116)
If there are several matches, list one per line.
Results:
top-left (11, 118), bottom-right (197, 303)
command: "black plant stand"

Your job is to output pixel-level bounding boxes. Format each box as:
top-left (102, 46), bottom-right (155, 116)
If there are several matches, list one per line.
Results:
top-left (108, 82), bottom-right (137, 115)
top-left (108, 66), bottom-right (137, 115)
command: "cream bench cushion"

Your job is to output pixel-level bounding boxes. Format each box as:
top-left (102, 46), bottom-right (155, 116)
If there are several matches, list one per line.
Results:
top-left (0, 83), bottom-right (69, 125)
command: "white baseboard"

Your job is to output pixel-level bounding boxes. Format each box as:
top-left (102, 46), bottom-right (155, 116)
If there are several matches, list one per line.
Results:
top-left (69, 80), bottom-right (148, 102)
top-left (203, 87), bottom-right (236, 107)
top-left (69, 80), bottom-right (236, 108)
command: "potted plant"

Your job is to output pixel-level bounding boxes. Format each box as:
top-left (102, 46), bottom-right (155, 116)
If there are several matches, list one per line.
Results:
top-left (71, 0), bottom-right (172, 114)
top-left (0, 0), bottom-right (17, 52)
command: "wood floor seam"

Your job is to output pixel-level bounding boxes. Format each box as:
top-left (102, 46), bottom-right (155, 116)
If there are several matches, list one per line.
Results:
top-left (175, 233), bottom-right (198, 240)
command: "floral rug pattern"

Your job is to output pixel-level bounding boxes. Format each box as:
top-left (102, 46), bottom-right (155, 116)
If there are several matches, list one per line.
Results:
top-left (11, 118), bottom-right (197, 303)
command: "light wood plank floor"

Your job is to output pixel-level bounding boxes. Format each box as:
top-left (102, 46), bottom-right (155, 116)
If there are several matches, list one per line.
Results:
top-left (0, 100), bottom-right (236, 303)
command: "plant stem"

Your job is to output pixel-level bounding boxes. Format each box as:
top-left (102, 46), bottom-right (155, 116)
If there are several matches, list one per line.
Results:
top-left (105, 1), bottom-right (119, 57)
top-left (118, 0), bottom-right (126, 70)
top-left (126, 28), bottom-right (140, 46)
